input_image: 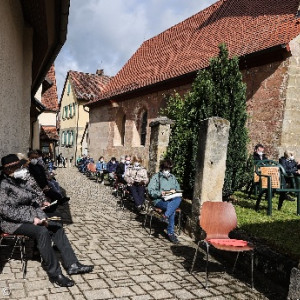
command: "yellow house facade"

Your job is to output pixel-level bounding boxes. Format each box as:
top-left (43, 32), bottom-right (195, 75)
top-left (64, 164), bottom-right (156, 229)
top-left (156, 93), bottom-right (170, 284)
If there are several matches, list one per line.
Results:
top-left (58, 70), bottom-right (110, 164)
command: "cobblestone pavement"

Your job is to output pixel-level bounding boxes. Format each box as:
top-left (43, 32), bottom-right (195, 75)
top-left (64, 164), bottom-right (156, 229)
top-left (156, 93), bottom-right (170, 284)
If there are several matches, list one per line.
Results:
top-left (0, 167), bottom-right (273, 299)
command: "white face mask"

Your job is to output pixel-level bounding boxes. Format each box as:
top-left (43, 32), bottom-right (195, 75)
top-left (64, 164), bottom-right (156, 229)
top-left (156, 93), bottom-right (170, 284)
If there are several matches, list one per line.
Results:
top-left (257, 151), bottom-right (263, 156)
top-left (290, 156), bottom-right (294, 160)
top-left (163, 170), bottom-right (170, 177)
top-left (100, 159), bottom-right (104, 162)
top-left (38, 157), bottom-right (43, 161)
top-left (134, 162), bottom-right (140, 167)
top-left (125, 160), bottom-right (131, 165)
top-left (30, 158), bottom-right (38, 165)
top-left (13, 168), bottom-right (29, 180)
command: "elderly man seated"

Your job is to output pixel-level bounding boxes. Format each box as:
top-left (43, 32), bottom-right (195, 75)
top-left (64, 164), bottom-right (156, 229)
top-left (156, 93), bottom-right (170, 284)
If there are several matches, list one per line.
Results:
top-left (0, 154), bottom-right (93, 287)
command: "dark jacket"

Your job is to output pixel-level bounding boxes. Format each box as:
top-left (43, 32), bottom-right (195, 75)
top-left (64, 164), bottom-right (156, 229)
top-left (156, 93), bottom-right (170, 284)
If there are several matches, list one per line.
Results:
top-left (253, 152), bottom-right (268, 161)
top-left (116, 163), bottom-right (125, 179)
top-left (0, 175), bottom-right (47, 234)
top-left (279, 157), bottom-right (299, 175)
top-left (28, 163), bottom-right (48, 189)
top-left (107, 161), bottom-right (118, 173)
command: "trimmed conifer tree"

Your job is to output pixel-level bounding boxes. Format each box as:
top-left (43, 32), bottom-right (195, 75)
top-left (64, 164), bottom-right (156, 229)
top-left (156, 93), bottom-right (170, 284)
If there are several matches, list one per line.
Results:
top-left (163, 43), bottom-right (248, 198)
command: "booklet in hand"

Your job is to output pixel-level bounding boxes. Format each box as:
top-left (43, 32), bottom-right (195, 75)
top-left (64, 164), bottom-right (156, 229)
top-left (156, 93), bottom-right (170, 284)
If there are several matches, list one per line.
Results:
top-left (162, 192), bottom-right (182, 201)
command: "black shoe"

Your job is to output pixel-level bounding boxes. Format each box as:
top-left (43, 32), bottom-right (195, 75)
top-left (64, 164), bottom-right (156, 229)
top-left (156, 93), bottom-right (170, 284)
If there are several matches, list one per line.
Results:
top-left (286, 195), bottom-right (295, 202)
top-left (160, 215), bottom-right (169, 224)
top-left (50, 274), bottom-right (74, 287)
top-left (67, 262), bottom-right (94, 275)
top-left (168, 233), bottom-right (179, 244)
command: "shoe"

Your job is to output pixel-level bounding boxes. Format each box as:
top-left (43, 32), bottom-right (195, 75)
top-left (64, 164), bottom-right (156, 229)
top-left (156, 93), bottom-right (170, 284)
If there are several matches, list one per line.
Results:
top-left (67, 262), bottom-right (94, 275)
top-left (285, 195), bottom-right (295, 202)
top-left (160, 215), bottom-right (169, 224)
top-left (168, 233), bottom-right (179, 244)
top-left (50, 274), bottom-right (74, 287)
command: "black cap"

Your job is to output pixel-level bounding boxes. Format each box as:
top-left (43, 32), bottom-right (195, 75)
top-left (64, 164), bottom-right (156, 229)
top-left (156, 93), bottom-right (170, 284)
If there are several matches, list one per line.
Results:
top-left (1, 154), bottom-right (27, 169)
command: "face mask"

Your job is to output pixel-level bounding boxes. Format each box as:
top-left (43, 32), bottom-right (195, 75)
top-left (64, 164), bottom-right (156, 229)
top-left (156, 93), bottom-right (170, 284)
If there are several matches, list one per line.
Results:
top-left (290, 156), bottom-right (294, 160)
top-left (163, 170), bottom-right (170, 177)
top-left (100, 159), bottom-right (104, 162)
top-left (134, 162), bottom-right (140, 167)
top-left (38, 157), bottom-right (43, 161)
top-left (30, 159), bottom-right (38, 165)
top-left (258, 151), bottom-right (263, 156)
top-left (13, 168), bottom-right (28, 180)
top-left (112, 161), bottom-right (116, 164)
top-left (125, 161), bottom-right (131, 165)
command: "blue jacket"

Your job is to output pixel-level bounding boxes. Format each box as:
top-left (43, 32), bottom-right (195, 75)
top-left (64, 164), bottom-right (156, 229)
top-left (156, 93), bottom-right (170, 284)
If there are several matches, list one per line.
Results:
top-left (96, 161), bottom-right (107, 171)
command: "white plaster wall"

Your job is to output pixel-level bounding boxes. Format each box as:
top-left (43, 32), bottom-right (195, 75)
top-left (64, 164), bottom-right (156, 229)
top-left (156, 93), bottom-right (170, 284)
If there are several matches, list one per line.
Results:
top-left (0, 1), bottom-right (32, 158)
top-left (39, 111), bottom-right (57, 126)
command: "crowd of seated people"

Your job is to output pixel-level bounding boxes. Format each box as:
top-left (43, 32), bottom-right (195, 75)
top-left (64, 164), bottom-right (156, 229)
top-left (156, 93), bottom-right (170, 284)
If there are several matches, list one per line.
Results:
top-left (76, 153), bottom-right (182, 243)
top-left (0, 153), bottom-right (93, 287)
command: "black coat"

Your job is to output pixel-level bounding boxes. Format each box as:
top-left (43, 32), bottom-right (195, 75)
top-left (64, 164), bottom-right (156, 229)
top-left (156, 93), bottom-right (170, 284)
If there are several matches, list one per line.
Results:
top-left (28, 163), bottom-right (48, 189)
top-left (253, 152), bottom-right (268, 161)
top-left (279, 157), bottom-right (299, 175)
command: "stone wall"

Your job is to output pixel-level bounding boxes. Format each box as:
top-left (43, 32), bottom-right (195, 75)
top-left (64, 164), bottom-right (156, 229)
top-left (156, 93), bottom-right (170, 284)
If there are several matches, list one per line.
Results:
top-left (88, 84), bottom-right (191, 164)
top-left (0, 1), bottom-right (32, 158)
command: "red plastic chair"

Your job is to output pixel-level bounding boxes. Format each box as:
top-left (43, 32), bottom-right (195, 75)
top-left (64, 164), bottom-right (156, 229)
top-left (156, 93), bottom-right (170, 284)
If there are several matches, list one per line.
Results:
top-left (190, 201), bottom-right (254, 289)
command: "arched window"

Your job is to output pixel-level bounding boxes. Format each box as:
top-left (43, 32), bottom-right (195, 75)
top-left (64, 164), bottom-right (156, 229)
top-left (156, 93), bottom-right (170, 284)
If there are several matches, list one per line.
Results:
top-left (121, 114), bottom-right (126, 146)
top-left (114, 109), bottom-right (126, 146)
top-left (140, 111), bottom-right (147, 146)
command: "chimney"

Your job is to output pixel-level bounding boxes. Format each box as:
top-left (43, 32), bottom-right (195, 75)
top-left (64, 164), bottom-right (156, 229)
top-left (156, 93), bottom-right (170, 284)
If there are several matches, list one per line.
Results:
top-left (96, 69), bottom-right (104, 76)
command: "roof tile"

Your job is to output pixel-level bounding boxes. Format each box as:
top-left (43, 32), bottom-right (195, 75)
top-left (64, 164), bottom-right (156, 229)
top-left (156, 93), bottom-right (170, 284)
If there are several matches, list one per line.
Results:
top-left (89, 0), bottom-right (300, 105)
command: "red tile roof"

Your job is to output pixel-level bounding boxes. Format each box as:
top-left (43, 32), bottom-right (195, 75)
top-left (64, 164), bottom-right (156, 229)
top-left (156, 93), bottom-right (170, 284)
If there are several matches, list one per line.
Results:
top-left (40, 126), bottom-right (59, 140)
top-left (68, 70), bottom-right (111, 101)
top-left (41, 65), bottom-right (59, 111)
top-left (88, 0), bottom-right (300, 105)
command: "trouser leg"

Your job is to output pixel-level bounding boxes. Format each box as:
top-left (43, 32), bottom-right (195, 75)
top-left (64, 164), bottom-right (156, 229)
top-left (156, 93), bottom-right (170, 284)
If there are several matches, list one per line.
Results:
top-left (128, 186), bottom-right (139, 207)
top-left (14, 224), bottom-right (61, 277)
top-left (47, 222), bottom-right (78, 269)
top-left (136, 186), bottom-right (145, 206)
top-left (165, 197), bottom-right (182, 235)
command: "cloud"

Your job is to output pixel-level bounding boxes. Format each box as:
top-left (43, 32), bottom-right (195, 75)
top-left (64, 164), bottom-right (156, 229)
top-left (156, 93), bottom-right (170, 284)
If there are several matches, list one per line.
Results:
top-left (55, 0), bottom-right (218, 98)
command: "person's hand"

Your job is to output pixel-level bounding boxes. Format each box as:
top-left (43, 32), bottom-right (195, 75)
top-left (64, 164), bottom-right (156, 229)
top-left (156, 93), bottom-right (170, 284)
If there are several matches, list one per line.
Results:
top-left (42, 185), bottom-right (50, 192)
top-left (33, 217), bottom-right (43, 225)
top-left (161, 190), bottom-right (166, 196)
top-left (170, 189), bottom-right (176, 193)
top-left (41, 201), bottom-right (51, 210)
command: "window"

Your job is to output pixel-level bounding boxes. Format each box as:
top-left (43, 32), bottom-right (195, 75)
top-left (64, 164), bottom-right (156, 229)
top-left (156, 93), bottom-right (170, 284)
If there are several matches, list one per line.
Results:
top-left (71, 131), bottom-right (75, 145)
top-left (73, 103), bottom-right (76, 117)
top-left (67, 83), bottom-right (71, 96)
top-left (113, 110), bottom-right (126, 146)
top-left (61, 131), bottom-right (64, 146)
top-left (140, 111), bottom-right (148, 146)
top-left (64, 106), bottom-right (69, 119)
top-left (69, 104), bottom-right (72, 118)
top-left (63, 131), bottom-right (67, 145)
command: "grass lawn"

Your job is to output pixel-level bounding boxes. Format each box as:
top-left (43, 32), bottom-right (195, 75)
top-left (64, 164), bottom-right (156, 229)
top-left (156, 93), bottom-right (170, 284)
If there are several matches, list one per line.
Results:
top-left (234, 191), bottom-right (300, 260)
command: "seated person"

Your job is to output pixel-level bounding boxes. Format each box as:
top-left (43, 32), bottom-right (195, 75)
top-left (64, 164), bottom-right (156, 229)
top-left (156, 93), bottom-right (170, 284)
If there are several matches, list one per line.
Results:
top-left (0, 154), bottom-right (93, 287)
top-left (116, 155), bottom-right (131, 185)
top-left (253, 143), bottom-right (268, 161)
top-left (96, 156), bottom-right (107, 183)
top-left (106, 157), bottom-right (118, 180)
top-left (279, 150), bottom-right (300, 176)
top-left (147, 159), bottom-right (181, 244)
top-left (27, 150), bottom-right (69, 205)
top-left (124, 156), bottom-right (148, 212)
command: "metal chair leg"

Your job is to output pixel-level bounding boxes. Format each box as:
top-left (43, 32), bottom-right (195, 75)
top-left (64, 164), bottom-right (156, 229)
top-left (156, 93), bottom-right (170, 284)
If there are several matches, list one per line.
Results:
top-left (149, 214), bottom-right (153, 235)
top-left (251, 251), bottom-right (254, 289)
top-left (232, 252), bottom-right (240, 273)
top-left (177, 210), bottom-right (181, 236)
top-left (205, 242), bottom-right (210, 289)
top-left (190, 240), bottom-right (200, 274)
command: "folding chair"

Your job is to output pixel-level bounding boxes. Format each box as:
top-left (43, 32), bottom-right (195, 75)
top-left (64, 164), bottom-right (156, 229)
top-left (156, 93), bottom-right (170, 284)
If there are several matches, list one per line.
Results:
top-left (190, 201), bottom-right (254, 289)
top-left (0, 232), bottom-right (28, 278)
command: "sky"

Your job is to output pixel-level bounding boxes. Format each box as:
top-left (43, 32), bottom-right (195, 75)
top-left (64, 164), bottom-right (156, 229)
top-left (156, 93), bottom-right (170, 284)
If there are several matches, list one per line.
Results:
top-left (55, 0), bottom-right (218, 99)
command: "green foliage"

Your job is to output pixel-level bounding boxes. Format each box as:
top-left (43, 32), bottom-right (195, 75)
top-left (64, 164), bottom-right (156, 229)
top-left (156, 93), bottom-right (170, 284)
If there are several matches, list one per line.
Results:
top-left (162, 44), bottom-right (249, 198)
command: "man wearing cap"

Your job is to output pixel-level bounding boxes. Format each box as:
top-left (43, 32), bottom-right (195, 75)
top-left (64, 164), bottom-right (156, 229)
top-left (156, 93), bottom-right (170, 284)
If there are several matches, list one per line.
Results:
top-left (0, 154), bottom-right (93, 287)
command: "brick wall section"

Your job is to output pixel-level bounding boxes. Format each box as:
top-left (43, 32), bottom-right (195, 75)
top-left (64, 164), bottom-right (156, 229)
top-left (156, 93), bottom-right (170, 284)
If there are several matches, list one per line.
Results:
top-left (89, 55), bottom-right (300, 163)
top-left (243, 59), bottom-right (289, 159)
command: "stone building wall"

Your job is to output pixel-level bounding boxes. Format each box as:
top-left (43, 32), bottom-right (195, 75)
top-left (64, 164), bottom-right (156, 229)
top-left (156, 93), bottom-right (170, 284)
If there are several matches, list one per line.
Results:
top-left (89, 46), bottom-right (300, 164)
top-left (0, 1), bottom-right (32, 158)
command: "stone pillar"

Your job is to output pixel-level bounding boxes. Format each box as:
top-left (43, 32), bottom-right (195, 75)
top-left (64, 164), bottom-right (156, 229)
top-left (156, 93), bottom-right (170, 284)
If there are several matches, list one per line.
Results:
top-left (192, 117), bottom-right (230, 234)
top-left (148, 117), bottom-right (174, 176)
